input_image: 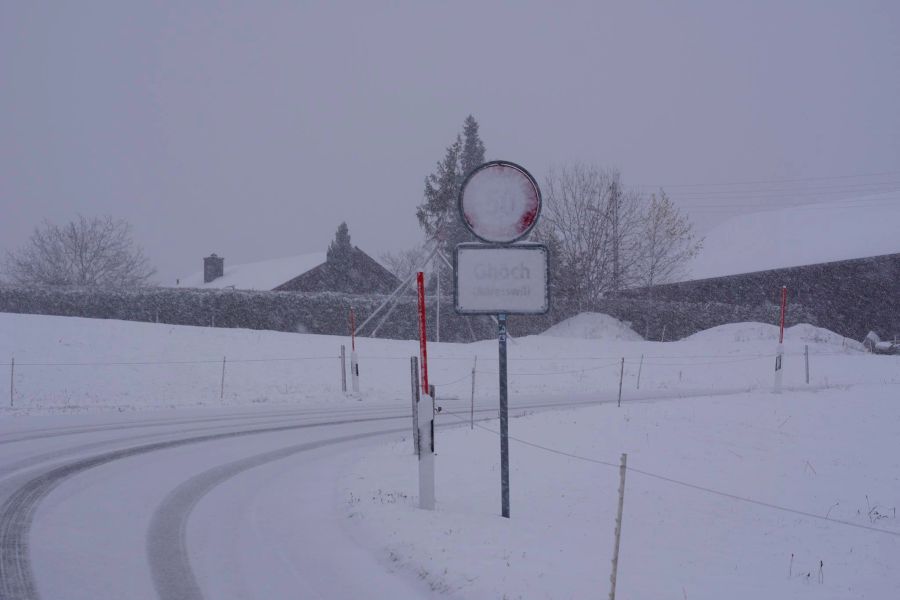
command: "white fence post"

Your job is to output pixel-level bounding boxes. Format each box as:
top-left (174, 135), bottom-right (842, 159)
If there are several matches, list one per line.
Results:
top-left (9, 356), bottom-right (13, 408)
top-left (636, 354), bottom-right (643, 390)
top-left (617, 358), bottom-right (625, 407)
top-left (220, 356), bottom-right (226, 400)
top-left (351, 350), bottom-right (360, 394)
top-left (805, 344), bottom-right (810, 384)
top-left (470, 356), bottom-right (477, 430)
top-left (609, 453), bottom-right (628, 600)
top-left (340, 345), bottom-right (347, 393)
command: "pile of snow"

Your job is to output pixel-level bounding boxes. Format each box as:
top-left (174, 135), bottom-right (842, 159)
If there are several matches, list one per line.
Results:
top-left (176, 252), bottom-right (326, 290)
top-left (683, 191), bottom-right (900, 281)
top-left (685, 321), bottom-right (865, 350)
top-left (540, 312), bottom-right (643, 341)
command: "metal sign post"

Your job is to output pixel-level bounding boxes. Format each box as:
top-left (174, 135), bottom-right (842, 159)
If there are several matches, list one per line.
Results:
top-left (498, 313), bottom-right (510, 518)
top-left (454, 160), bottom-right (546, 520)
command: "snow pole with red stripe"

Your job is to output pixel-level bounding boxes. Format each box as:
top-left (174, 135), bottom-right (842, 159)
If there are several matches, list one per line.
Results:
top-left (416, 271), bottom-right (435, 510)
top-left (774, 286), bottom-right (787, 393)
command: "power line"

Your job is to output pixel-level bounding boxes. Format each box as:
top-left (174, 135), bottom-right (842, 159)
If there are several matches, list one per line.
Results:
top-left (632, 170), bottom-right (900, 189)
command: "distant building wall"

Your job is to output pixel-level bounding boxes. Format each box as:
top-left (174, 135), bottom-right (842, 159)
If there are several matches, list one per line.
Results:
top-left (620, 252), bottom-right (900, 340)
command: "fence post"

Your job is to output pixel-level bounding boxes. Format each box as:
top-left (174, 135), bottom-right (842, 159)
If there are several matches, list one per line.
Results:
top-left (470, 356), bottom-right (477, 430)
top-left (340, 345), bottom-right (347, 393)
top-left (661, 324), bottom-right (667, 342)
top-left (609, 453), bottom-right (628, 600)
top-left (805, 344), bottom-right (810, 385)
top-left (220, 356), bottom-right (226, 400)
top-left (9, 357), bottom-right (13, 408)
top-left (636, 354), bottom-right (643, 390)
top-left (617, 357), bottom-right (625, 407)
top-left (410, 357), bottom-right (420, 455)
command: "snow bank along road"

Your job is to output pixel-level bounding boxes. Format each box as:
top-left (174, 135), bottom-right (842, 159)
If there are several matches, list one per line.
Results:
top-left (0, 395), bottom-right (613, 600)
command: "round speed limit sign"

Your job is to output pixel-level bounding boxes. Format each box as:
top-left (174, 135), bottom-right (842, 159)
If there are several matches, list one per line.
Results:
top-left (458, 160), bottom-right (542, 244)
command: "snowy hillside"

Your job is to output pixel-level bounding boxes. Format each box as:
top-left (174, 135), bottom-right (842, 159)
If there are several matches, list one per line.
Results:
top-left (683, 192), bottom-right (900, 280)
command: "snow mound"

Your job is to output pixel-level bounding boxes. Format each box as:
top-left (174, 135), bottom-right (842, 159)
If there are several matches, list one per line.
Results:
top-left (685, 322), bottom-right (864, 349)
top-left (541, 312), bottom-right (643, 341)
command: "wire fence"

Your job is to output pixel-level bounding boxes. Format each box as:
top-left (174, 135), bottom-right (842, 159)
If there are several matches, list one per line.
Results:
top-left (4, 343), bottom-right (891, 411)
top-left (440, 409), bottom-right (900, 540)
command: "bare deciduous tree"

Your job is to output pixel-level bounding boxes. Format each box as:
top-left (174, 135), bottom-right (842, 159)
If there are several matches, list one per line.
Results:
top-left (634, 190), bottom-right (702, 289)
top-left (535, 165), bottom-right (699, 307)
top-left (535, 165), bottom-right (644, 307)
top-left (4, 216), bottom-right (156, 287)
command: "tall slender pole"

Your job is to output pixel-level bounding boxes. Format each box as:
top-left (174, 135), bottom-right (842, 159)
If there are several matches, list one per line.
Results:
top-left (805, 344), bottom-right (810, 385)
top-left (9, 357), bottom-right (13, 408)
top-left (340, 345), bottom-right (347, 393)
top-left (220, 356), bottom-right (226, 400)
top-left (775, 286), bottom-right (787, 393)
top-left (417, 273), bottom-right (429, 393)
top-left (617, 357), bottom-right (625, 407)
top-left (636, 354), bottom-right (643, 390)
top-left (498, 313), bottom-right (510, 518)
top-left (415, 273), bottom-right (435, 510)
top-left (349, 307), bottom-right (360, 394)
top-left (436, 260), bottom-right (441, 343)
top-left (470, 356), bottom-right (477, 430)
top-left (609, 453), bottom-right (628, 600)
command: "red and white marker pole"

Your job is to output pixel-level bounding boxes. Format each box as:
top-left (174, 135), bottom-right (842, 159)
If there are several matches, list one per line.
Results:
top-left (774, 286), bottom-right (787, 393)
top-left (416, 272), bottom-right (435, 510)
top-left (349, 307), bottom-right (360, 394)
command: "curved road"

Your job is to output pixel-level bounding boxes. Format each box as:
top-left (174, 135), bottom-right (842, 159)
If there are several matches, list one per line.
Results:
top-left (0, 394), bottom-right (616, 599)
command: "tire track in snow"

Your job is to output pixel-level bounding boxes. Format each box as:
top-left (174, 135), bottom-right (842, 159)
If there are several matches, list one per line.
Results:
top-left (0, 414), bottom-right (405, 600)
top-left (146, 428), bottom-right (405, 600)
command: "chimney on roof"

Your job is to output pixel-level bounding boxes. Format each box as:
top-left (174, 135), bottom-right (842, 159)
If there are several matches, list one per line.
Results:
top-left (204, 253), bottom-right (224, 283)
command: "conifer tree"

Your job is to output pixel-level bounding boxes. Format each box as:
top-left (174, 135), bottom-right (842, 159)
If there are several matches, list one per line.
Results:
top-left (416, 115), bottom-right (487, 267)
top-left (327, 222), bottom-right (353, 272)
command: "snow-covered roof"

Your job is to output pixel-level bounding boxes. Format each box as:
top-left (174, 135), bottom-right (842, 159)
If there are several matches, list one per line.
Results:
top-left (177, 252), bottom-right (327, 290)
top-left (681, 191), bottom-right (900, 281)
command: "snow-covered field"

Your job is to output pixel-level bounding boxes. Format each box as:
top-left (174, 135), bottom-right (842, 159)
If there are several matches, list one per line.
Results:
top-left (2, 312), bottom-right (899, 598)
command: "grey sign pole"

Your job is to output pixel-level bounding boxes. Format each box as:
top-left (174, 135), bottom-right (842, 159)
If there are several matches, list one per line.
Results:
top-left (498, 313), bottom-right (510, 518)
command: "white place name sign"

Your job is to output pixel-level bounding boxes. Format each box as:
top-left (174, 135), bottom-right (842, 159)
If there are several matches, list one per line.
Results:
top-left (454, 244), bottom-right (549, 314)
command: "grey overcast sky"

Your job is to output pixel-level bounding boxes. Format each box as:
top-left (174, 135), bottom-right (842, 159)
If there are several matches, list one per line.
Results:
top-left (2, 1), bottom-right (899, 284)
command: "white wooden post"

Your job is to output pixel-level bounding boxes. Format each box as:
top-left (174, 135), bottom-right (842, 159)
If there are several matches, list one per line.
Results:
top-left (805, 344), bottom-right (810, 384)
top-left (418, 388), bottom-right (435, 510)
top-left (470, 356), bottom-right (477, 430)
top-left (340, 345), bottom-right (347, 393)
top-left (636, 354), bottom-right (643, 390)
top-left (220, 356), bottom-right (226, 399)
top-left (609, 453), bottom-right (628, 600)
top-left (351, 351), bottom-right (360, 393)
top-left (617, 358), bottom-right (625, 407)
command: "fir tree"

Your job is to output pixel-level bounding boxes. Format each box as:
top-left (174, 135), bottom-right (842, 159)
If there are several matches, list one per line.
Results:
top-left (415, 115), bottom-right (487, 269)
top-left (327, 222), bottom-right (354, 271)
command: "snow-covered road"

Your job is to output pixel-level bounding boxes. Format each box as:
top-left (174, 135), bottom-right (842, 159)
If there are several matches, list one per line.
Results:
top-left (0, 405), bottom-right (430, 599)
top-left (0, 396), bottom-right (609, 600)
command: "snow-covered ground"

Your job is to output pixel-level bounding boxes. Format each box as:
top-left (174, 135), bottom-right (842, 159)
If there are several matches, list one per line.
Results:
top-left (2, 312), bottom-right (898, 598)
